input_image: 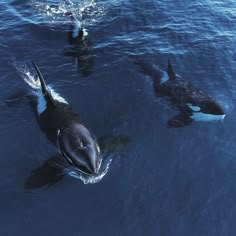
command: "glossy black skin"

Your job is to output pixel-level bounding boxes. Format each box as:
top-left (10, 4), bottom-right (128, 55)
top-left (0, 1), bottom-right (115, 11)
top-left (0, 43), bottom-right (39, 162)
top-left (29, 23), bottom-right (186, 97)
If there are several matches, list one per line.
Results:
top-left (22, 62), bottom-right (132, 189)
top-left (32, 62), bottom-right (101, 176)
top-left (136, 60), bottom-right (225, 128)
top-left (24, 154), bottom-right (65, 189)
top-left (38, 101), bottom-right (101, 175)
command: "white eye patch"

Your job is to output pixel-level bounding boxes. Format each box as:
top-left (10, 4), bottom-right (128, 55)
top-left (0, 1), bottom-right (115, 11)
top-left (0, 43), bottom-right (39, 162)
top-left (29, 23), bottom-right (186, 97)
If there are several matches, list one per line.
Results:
top-left (187, 103), bottom-right (201, 112)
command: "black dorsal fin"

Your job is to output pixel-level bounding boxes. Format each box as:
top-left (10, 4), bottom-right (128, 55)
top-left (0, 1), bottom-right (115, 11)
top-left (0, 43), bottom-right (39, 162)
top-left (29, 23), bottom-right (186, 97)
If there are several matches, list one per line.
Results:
top-left (167, 59), bottom-right (176, 80)
top-left (32, 61), bottom-right (48, 94)
top-left (32, 61), bottom-right (55, 106)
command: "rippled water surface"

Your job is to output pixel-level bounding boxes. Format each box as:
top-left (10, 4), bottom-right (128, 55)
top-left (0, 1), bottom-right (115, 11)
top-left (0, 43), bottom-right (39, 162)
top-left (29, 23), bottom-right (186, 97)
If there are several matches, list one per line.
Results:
top-left (0, 0), bottom-right (236, 235)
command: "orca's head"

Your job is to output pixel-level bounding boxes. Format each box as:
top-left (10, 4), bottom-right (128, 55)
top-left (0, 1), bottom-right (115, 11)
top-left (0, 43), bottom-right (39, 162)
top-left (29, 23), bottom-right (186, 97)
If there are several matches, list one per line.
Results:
top-left (186, 99), bottom-right (225, 122)
top-left (199, 100), bottom-right (225, 116)
top-left (168, 99), bottom-right (225, 128)
top-left (58, 124), bottom-right (101, 175)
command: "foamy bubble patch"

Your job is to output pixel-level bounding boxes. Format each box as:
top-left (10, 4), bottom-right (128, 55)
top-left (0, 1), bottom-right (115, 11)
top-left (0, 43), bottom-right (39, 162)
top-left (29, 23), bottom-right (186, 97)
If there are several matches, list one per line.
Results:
top-left (66, 158), bottom-right (112, 184)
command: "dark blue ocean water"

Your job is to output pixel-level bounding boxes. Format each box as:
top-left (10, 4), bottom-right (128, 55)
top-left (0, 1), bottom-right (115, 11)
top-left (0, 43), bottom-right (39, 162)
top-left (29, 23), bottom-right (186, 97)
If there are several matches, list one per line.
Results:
top-left (0, 0), bottom-right (236, 235)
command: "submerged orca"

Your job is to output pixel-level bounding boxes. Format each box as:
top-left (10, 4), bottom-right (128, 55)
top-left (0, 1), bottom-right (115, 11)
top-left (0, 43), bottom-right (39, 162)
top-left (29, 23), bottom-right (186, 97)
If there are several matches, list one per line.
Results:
top-left (31, 61), bottom-right (101, 175)
top-left (135, 59), bottom-right (225, 128)
top-left (65, 11), bottom-right (84, 44)
top-left (63, 12), bottom-right (94, 77)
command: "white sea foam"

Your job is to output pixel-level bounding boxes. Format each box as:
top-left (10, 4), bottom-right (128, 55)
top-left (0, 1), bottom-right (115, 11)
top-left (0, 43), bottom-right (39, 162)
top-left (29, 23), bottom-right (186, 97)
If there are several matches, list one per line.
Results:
top-left (66, 158), bottom-right (112, 184)
top-left (30, 0), bottom-right (105, 27)
top-left (14, 62), bottom-right (68, 114)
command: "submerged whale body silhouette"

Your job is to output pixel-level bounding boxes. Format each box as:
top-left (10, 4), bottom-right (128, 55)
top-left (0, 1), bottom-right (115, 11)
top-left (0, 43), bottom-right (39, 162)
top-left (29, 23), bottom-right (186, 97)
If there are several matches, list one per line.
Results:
top-left (63, 12), bottom-right (94, 77)
top-left (135, 59), bottom-right (225, 128)
top-left (31, 61), bottom-right (101, 176)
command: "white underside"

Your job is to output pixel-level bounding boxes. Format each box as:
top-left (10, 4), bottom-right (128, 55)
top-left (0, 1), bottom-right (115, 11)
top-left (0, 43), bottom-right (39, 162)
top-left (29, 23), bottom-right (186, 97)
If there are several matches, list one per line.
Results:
top-left (191, 113), bottom-right (225, 122)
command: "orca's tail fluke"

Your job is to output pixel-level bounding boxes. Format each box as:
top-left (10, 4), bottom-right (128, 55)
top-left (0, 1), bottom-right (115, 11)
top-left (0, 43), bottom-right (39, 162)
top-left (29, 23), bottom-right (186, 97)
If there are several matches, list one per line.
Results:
top-left (32, 61), bottom-right (48, 94)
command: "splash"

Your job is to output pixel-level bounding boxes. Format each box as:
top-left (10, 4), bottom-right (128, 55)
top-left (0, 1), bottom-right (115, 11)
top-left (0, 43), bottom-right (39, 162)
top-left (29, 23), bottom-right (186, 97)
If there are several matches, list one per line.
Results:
top-left (13, 61), bottom-right (41, 90)
top-left (30, 0), bottom-right (106, 28)
top-left (66, 158), bottom-right (113, 184)
top-left (14, 61), bottom-right (68, 104)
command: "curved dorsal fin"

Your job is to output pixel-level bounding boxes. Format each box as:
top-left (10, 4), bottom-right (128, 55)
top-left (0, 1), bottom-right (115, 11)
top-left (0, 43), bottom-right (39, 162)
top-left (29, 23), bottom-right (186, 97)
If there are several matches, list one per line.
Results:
top-left (167, 59), bottom-right (176, 80)
top-left (32, 61), bottom-right (55, 106)
top-left (32, 61), bottom-right (48, 94)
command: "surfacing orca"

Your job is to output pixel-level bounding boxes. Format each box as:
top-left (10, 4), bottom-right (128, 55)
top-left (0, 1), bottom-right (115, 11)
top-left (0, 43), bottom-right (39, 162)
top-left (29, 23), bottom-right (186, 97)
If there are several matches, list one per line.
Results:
top-left (20, 61), bottom-right (131, 188)
top-left (63, 12), bottom-right (94, 77)
top-left (31, 61), bottom-right (101, 176)
top-left (135, 59), bottom-right (225, 128)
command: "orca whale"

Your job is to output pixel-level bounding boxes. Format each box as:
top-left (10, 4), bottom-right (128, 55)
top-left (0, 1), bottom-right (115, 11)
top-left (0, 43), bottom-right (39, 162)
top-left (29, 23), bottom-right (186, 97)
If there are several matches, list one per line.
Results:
top-left (65, 11), bottom-right (85, 44)
top-left (31, 61), bottom-right (101, 176)
top-left (63, 12), bottom-right (94, 77)
top-left (19, 61), bottom-right (131, 188)
top-left (135, 59), bottom-right (225, 128)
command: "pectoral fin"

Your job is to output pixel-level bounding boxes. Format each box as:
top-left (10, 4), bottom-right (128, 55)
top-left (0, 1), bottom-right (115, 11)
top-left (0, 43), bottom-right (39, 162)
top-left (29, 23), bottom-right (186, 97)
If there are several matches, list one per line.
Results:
top-left (24, 155), bottom-right (66, 190)
top-left (167, 113), bottom-right (193, 128)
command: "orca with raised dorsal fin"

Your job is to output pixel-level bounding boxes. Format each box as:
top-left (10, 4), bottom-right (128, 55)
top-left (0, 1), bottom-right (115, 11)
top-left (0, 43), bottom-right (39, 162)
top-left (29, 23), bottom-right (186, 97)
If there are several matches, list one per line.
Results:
top-left (21, 61), bottom-right (131, 188)
top-left (135, 59), bottom-right (225, 128)
top-left (31, 61), bottom-right (101, 176)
